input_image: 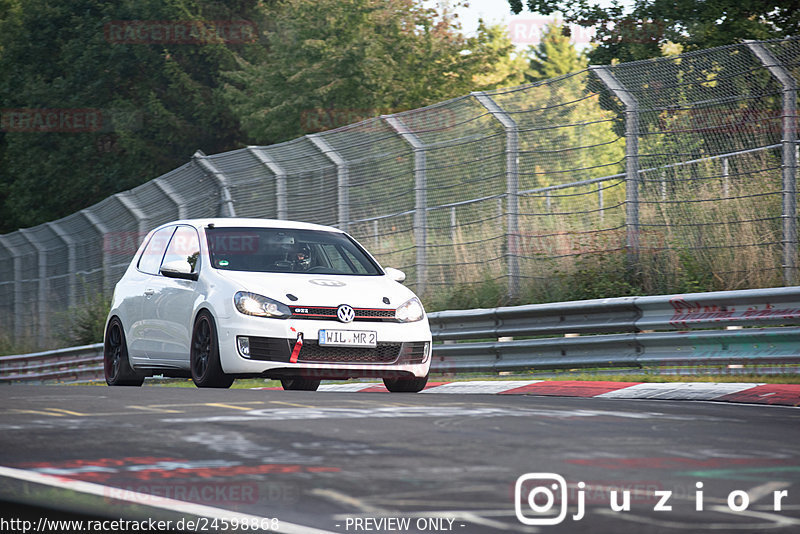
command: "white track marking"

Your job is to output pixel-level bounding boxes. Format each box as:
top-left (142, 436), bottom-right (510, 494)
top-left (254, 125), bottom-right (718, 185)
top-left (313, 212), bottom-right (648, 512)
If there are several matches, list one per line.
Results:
top-left (0, 466), bottom-right (335, 534)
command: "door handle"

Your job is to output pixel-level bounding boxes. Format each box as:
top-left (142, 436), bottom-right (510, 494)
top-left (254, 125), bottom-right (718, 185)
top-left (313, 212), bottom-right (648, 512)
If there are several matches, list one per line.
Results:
top-left (144, 289), bottom-right (155, 296)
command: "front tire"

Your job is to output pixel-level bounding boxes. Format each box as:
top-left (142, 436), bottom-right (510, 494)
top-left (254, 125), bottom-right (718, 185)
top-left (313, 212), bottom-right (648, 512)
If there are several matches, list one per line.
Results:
top-left (383, 374), bottom-right (428, 393)
top-left (281, 377), bottom-right (321, 391)
top-left (104, 318), bottom-right (144, 386)
top-left (191, 311), bottom-right (234, 388)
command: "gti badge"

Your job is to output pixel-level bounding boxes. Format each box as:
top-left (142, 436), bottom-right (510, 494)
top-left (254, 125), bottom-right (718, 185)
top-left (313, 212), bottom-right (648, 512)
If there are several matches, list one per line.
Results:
top-left (337, 304), bottom-right (355, 323)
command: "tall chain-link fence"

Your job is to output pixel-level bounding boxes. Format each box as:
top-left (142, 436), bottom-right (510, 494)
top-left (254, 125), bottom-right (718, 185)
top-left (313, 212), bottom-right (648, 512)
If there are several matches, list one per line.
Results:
top-left (1, 38), bottom-right (799, 350)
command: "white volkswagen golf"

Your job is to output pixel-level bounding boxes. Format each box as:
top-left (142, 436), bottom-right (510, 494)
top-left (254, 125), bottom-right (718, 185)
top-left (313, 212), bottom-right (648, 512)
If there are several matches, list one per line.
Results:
top-left (103, 219), bottom-right (432, 392)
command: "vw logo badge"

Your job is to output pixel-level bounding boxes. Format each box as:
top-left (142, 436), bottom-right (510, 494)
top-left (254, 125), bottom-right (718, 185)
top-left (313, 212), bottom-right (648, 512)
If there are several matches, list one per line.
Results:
top-left (337, 304), bottom-right (355, 323)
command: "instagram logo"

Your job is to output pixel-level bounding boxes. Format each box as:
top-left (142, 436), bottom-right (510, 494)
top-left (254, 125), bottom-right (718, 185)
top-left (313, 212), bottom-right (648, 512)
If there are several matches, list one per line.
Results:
top-left (515, 473), bottom-right (570, 525)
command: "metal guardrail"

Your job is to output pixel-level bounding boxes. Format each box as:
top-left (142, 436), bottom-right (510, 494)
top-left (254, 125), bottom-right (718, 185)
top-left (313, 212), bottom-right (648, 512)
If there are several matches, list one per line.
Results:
top-left (0, 343), bottom-right (103, 383)
top-left (428, 286), bottom-right (800, 373)
top-left (2, 287), bottom-right (799, 383)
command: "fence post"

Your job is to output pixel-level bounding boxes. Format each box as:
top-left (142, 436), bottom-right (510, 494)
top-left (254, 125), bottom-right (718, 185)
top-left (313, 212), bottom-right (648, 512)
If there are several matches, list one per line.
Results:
top-left (307, 135), bottom-right (349, 230)
top-left (153, 178), bottom-right (187, 220)
top-left (80, 209), bottom-right (112, 296)
top-left (192, 150), bottom-right (237, 218)
top-left (47, 222), bottom-right (77, 311)
top-left (472, 91), bottom-right (520, 301)
top-left (746, 41), bottom-right (798, 286)
top-left (721, 158), bottom-right (730, 198)
top-left (383, 114), bottom-right (428, 293)
top-left (450, 207), bottom-right (457, 244)
top-left (598, 182), bottom-right (604, 224)
top-left (0, 235), bottom-right (23, 342)
top-left (17, 229), bottom-right (48, 344)
top-left (248, 146), bottom-right (288, 220)
top-left (116, 192), bottom-right (149, 244)
top-left (590, 66), bottom-right (641, 272)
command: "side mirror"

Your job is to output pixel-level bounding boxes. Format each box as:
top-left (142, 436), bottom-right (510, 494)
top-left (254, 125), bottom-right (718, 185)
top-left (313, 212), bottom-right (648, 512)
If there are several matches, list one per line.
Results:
top-left (384, 267), bottom-right (406, 283)
top-left (160, 260), bottom-right (198, 281)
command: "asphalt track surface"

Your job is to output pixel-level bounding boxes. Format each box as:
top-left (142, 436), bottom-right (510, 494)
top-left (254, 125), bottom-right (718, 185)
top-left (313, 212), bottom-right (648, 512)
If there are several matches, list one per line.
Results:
top-left (1, 385), bottom-right (799, 533)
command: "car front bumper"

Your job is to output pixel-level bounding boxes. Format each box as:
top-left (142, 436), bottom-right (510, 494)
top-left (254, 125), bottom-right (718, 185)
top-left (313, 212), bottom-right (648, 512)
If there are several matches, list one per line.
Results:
top-left (216, 314), bottom-right (432, 378)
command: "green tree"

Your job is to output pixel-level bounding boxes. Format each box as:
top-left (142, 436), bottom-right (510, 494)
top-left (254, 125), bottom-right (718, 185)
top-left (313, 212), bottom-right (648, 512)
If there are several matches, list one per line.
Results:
top-left (224, 0), bottom-right (528, 143)
top-left (471, 22), bottom-right (529, 88)
top-left (0, 0), bottom-right (259, 233)
top-left (527, 22), bottom-right (587, 81)
top-left (507, 0), bottom-right (800, 63)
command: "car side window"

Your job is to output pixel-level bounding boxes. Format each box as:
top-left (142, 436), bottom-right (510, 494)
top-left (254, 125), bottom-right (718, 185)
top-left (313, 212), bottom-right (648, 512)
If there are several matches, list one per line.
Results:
top-left (137, 226), bottom-right (176, 275)
top-left (161, 226), bottom-right (201, 273)
top-left (342, 248), bottom-right (369, 274)
top-left (320, 244), bottom-right (370, 274)
top-left (319, 244), bottom-right (349, 272)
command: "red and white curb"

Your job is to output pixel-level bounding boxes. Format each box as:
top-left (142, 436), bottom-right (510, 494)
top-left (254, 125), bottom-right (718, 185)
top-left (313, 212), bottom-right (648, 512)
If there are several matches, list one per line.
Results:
top-left (259, 381), bottom-right (800, 406)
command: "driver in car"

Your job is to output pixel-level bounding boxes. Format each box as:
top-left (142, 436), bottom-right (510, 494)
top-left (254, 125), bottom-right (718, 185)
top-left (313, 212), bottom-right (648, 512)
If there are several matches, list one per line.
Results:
top-left (290, 243), bottom-right (312, 271)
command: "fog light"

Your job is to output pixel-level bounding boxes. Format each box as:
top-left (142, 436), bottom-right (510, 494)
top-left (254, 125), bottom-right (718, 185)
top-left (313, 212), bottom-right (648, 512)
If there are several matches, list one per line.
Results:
top-left (424, 342), bottom-right (430, 362)
top-left (237, 336), bottom-right (250, 358)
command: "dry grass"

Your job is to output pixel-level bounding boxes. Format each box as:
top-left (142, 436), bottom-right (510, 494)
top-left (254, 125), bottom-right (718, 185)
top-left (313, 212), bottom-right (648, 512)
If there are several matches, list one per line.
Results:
top-left (353, 149), bottom-right (787, 311)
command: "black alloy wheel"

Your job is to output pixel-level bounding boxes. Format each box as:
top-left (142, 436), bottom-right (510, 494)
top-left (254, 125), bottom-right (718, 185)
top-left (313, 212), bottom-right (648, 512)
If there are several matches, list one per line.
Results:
top-left (191, 311), bottom-right (234, 388)
top-left (104, 318), bottom-right (144, 386)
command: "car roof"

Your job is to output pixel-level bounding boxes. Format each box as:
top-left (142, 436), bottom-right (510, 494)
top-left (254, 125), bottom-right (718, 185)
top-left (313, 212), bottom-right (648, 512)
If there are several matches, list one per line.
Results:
top-left (155, 218), bottom-right (345, 233)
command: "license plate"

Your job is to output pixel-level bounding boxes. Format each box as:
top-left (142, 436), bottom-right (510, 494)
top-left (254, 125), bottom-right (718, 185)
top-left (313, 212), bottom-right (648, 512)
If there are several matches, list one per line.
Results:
top-left (318, 329), bottom-right (377, 348)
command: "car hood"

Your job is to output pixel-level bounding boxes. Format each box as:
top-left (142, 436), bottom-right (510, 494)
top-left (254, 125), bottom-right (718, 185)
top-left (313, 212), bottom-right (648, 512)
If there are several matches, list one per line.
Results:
top-left (214, 270), bottom-right (418, 309)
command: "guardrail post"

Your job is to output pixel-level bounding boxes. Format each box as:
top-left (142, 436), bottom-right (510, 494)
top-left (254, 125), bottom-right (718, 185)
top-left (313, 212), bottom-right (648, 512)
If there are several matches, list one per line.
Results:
top-left (81, 209), bottom-right (112, 296)
top-left (193, 150), bottom-right (237, 218)
top-left (590, 66), bottom-right (641, 273)
top-left (153, 177), bottom-right (187, 219)
top-left (0, 235), bottom-right (24, 342)
top-left (47, 222), bottom-right (77, 310)
top-left (473, 91), bottom-right (520, 301)
top-left (383, 114), bottom-right (428, 293)
top-left (307, 135), bottom-right (349, 230)
top-left (17, 229), bottom-right (48, 344)
top-left (746, 41), bottom-right (798, 286)
top-left (248, 146), bottom-right (288, 220)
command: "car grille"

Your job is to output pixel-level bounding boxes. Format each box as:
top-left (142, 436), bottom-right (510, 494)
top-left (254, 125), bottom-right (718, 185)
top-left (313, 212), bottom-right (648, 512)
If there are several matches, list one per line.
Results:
top-left (290, 306), bottom-right (396, 322)
top-left (298, 342), bottom-right (401, 364)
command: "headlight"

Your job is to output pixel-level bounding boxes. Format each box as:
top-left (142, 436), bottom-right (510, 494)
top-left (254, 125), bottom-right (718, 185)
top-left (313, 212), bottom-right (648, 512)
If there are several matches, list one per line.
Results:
top-left (395, 297), bottom-right (424, 323)
top-left (234, 292), bottom-right (292, 319)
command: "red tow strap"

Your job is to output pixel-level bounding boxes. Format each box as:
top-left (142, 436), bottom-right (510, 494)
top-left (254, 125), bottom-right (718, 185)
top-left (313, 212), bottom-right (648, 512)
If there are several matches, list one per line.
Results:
top-left (289, 332), bottom-right (303, 363)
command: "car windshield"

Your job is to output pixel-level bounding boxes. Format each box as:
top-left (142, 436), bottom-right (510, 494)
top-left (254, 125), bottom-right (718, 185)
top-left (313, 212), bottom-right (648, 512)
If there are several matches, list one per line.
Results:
top-left (206, 227), bottom-right (382, 275)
